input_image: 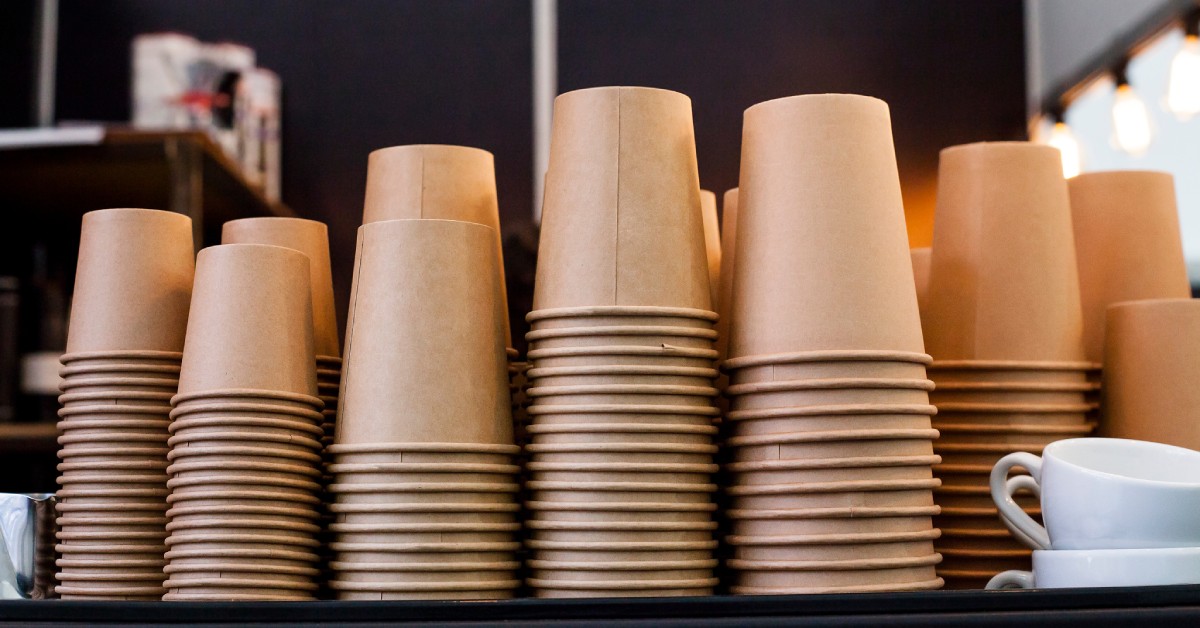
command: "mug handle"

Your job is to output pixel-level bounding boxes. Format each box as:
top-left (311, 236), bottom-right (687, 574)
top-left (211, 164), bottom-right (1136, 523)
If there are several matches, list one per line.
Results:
top-left (990, 452), bottom-right (1051, 550)
top-left (1000, 475), bottom-right (1049, 550)
top-left (986, 570), bottom-right (1034, 590)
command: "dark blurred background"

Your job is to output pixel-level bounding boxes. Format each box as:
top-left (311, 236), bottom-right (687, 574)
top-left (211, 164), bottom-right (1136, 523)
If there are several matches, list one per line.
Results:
top-left (0, 0), bottom-right (1027, 491)
top-left (5, 0), bottom-right (1026, 326)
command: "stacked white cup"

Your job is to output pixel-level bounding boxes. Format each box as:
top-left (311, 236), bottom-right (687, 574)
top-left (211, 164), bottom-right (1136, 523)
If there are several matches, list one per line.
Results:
top-left (987, 438), bottom-right (1200, 589)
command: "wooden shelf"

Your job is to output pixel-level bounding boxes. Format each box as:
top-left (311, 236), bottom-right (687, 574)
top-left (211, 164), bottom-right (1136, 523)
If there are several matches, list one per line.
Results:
top-left (0, 127), bottom-right (294, 246)
top-left (0, 422), bottom-right (57, 452)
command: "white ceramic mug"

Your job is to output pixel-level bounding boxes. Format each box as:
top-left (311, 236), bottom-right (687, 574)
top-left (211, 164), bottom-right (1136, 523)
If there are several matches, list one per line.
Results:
top-left (987, 547), bottom-right (1200, 589)
top-left (991, 438), bottom-right (1200, 550)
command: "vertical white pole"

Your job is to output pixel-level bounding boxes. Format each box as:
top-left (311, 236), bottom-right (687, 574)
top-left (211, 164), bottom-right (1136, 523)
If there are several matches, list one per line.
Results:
top-left (34, 0), bottom-right (59, 127)
top-left (532, 0), bottom-right (557, 224)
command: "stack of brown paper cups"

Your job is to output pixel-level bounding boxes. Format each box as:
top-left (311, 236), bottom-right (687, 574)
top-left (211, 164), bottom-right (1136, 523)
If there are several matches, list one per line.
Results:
top-left (523, 86), bottom-right (720, 598)
top-left (1102, 299), bottom-right (1200, 448)
top-left (163, 243), bottom-right (324, 601)
top-left (923, 142), bottom-right (1096, 588)
top-left (722, 94), bottom-right (942, 595)
top-left (327, 219), bottom-right (519, 601)
top-left (220, 217), bottom-right (343, 585)
top-left (55, 208), bottom-right (195, 600)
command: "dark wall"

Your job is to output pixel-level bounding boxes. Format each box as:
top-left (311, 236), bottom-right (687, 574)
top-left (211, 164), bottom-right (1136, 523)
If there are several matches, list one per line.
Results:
top-left (559, 0), bottom-right (1028, 245)
top-left (54, 0), bottom-right (534, 337)
top-left (51, 0), bottom-right (1026, 343)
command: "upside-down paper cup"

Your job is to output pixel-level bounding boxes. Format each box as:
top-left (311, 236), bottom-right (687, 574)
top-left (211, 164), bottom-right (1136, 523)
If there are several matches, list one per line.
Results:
top-left (221, 217), bottom-right (341, 358)
top-left (337, 219), bottom-right (510, 446)
top-left (66, 208), bottom-right (195, 355)
top-left (731, 94), bottom-right (922, 358)
top-left (534, 86), bottom-right (711, 312)
top-left (177, 244), bottom-right (316, 398)
top-left (1068, 171), bottom-right (1190, 364)
top-left (361, 144), bottom-right (511, 348)
top-left (923, 142), bottom-right (1084, 362)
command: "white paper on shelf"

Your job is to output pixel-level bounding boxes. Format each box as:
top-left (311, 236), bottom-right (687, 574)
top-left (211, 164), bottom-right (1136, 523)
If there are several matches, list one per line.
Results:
top-left (0, 126), bottom-right (105, 150)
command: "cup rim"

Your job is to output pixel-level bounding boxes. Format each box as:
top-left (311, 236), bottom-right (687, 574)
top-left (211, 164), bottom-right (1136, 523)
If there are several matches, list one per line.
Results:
top-left (725, 377), bottom-right (934, 396)
top-left (325, 443), bottom-right (520, 455)
top-left (723, 350), bottom-right (932, 372)
top-left (526, 345), bottom-right (719, 361)
top-left (527, 306), bottom-right (719, 323)
top-left (724, 528), bottom-right (941, 546)
top-left (928, 360), bottom-right (1100, 371)
top-left (526, 325), bottom-right (719, 341)
top-left (726, 428), bottom-right (939, 448)
top-left (1043, 437), bottom-right (1200, 488)
top-left (60, 350), bottom-right (183, 364)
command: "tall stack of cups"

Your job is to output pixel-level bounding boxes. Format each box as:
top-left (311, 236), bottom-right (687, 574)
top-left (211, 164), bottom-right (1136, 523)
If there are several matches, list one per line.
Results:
top-left (523, 86), bottom-right (721, 598)
top-left (56, 208), bottom-right (195, 600)
top-left (163, 243), bottom-right (324, 601)
top-left (220, 217), bottom-right (342, 583)
top-left (721, 94), bottom-right (943, 595)
top-left (922, 142), bottom-right (1096, 588)
top-left (326, 219), bottom-right (520, 601)
top-left (360, 145), bottom-right (524, 442)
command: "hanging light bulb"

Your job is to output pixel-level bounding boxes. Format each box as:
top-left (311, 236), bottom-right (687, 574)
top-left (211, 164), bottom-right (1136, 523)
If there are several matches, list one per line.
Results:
top-left (1045, 119), bottom-right (1083, 178)
top-left (1111, 62), bottom-right (1153, 155)
top-left (1167, 14), bottom-right (1200, 119)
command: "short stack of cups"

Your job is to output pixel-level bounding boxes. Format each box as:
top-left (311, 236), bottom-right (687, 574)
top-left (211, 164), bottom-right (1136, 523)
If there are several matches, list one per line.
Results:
top-left (988, 438), bottom-right (1200, 590)
top-left (220, 217), bottom-right (344, 582)
top-left (55, 208), bottom-right (195, 600)
top-left (327, 219), bottom-right (520, 601)
top-left (523, 86), bottom-right (720, 598)
top-left (163, 243), bottom-right (324, 601)
top-left (722, 94), bottom-right (943, 595)
top-left (922, 142), bottom-right (1096, 589)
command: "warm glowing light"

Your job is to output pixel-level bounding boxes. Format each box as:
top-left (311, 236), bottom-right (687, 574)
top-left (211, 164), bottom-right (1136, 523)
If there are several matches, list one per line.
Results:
top-left (1044, 121), bottom-right (1082, 178)
top-left (1168, 35), bottom-right (1200, 119)
top-left (1112, 84), bottom-right (1153, 155)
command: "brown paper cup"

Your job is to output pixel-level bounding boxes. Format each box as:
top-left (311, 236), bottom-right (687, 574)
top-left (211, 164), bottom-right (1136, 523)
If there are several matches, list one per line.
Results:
top-left (730, 534), bottom-right (938, 562)
top-left (731, 579), bottom-right (942, 595)
top-left (60, 360), bottom-right (182, 378)
top-left (911, 247), bottom-right (931, 317)
top-left (527, 403), bottom-right (719, 423)
top-left (1069, 172), bottom-right (1190, 363)
top-left (339, 219), bottom-right (510, 445)
top-left (527, 345), bottom-right (717, 370)
top-left (527, 326), bottom-right (718, 351)
top-left (177, 243), bottom-right (316, 397)
top-left (1103, 299), bottom-right (1200, 448)
top-left (732, 95), bottom-right (921, 358)
top-left (724, 350), bottom-right (931, 380)
top-left (726, 404), bottom-right (936, 437)
top-left (535, 87), bottom-right (710, 311)
top-left (168, 417), bottom-right (325, 439)
top-left (222, 217), bottom-right (340, 358)
top-left (728, 506), bottom-right (939, 537)
top-left (924, 143), bottom-right (1084, 361)
top-left (361, 145), bottom-right (511, 347)
top-left (527, 422), bottom-right (716, 446)
top-left (66, 209), bottom-right (194, 354)
top-left (699, 189), bottom-right (722, 309)
top-left (526, 364), bottom-right (717, 388)
top-left (166, 401), bottom-right (324, 425)
top-left (165, 431), bottom-right (323, 452)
